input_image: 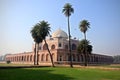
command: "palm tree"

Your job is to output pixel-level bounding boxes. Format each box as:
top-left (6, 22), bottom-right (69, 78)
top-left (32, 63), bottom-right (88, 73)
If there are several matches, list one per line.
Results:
top-left (77, 39), bottom-right (92, 64)
top-left (62, 3), bottom-right (74, 68)
top-left (79, 20), bottom-right (90, 66)
top-left (31, 20), bottom-right (54, 67)
top-left (39, 21), bottom-right (55, 67)
top-left (77, 39), bottom-right (92, 54)
top-left (31, 24), bottom-right (42, 65)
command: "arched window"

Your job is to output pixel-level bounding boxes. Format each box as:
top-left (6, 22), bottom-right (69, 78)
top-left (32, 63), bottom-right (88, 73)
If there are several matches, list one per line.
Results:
top-left (72, 44), bottom-right (76, 50)
top-left (91, 56), bottom-right (93, 62)
top-left (15, 57), bottom-right (16, 61)
top-left (12, 57), bottom-right (13, 61)
top-left (58, 43), bottom-right (62, 47)
top-left (30, 55), bottom-right (32, 61)
top-left (46, 54), bottom-right (49, 61)
top-left (51, 45), bottom-right (55, 50)
top-left (60, 55), bottom-right (62, 61)
top-left (58, 55), bottom-right (62, 61)
top-left (22, 56), bottom-right (23, 61)
top-left (41, 54), bottom-right (45, 61)
top-left (16, 56), bottom-right (18, 62)
top-left (65, 45), bottom-right (68, 50)
top-left (43, 44), bottom-right (47, 50)
top-left (72, 54), bottom-right (75, 61)
top-left (52, 53), bottom-right (55, 61)
top-left (38, 54), bottom-right (40, 61)
top-left (18, 56), bottom-right (20, 61)
top-left (24, 56), bottom-right (26, 61)
top-left (27, 55), bottom-right (29, 61)
top-left (68, 55), bottom-right (70, 61)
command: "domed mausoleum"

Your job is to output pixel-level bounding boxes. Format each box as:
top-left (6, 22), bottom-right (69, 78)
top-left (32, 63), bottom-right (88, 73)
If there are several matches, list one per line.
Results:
top-left (52, 28), bottom-right (68, 39)
top-left (5, 29), bottom-right (113, 65)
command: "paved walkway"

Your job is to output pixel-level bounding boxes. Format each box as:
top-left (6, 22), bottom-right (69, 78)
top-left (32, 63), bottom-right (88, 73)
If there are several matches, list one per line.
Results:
top-left (0, 62), bottom-right (120, 70)
top-left (74, 65), bottom-right (120, 70)
top-left (56, 64), bottom-right (120, 70)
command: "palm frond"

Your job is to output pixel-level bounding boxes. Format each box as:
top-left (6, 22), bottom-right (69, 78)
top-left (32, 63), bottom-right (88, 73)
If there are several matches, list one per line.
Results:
top-left (77, 39), bottom-right (92, 54)
top-left (62, 3), bottom-right (74, 17)
top-left (79, 20), bottom-right (90, 33)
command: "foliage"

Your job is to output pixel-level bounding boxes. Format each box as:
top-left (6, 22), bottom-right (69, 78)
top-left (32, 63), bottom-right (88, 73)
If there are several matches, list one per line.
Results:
top-left (31, 24), bottom-right (42, 44)
top-left (113, 55), bottom-right (120, 63)
top-left (79, 20), bottom-right (90, 34)
top-left (77, 39), bottom-right (93, 54)
top-left (6, 60), bottom-right (11, 64)
top-left (79, 20), bottom-right (91, 66)
top-left (31, 21), bottom-right (50, 43)
top-left (31, 20), bottom-right (54, 67)
top-left (38, 21), bottom-right (51, 39)
top-left (62, 3), bottom-right (74, 17)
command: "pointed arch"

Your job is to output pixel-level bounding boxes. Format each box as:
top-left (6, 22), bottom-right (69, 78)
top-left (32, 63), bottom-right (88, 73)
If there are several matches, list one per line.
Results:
top-left (72, 44), bottom-right (76, 50)
top-left (46, 54), bottom-right (49, 61)
top-left (43, 44), bottom-right (47, 50)
top-left (51, 45), bottom-right (55, 50)
top-left (65, 44), bottom-right (68, 50)
top-left (27, 55), bottom-right (29, 62)
top-left (30, 55), bottom-right (32, 61)
top-left (41, 54), bottom-right (45, 61)
top-left (52, 53), bottom-right (55, 61)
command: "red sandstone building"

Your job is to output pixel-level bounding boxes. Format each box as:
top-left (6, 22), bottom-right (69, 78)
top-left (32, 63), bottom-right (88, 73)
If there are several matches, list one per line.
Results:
top-left (5, 29), bottom-right (113, 65)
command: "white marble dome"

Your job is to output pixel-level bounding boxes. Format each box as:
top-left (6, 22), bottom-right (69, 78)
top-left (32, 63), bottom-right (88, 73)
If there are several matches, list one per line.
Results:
top-left (52, 28), bottom-right (68, 39)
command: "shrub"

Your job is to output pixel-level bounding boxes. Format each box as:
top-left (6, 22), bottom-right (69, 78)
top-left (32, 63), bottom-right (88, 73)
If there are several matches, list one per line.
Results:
top-left (6, 60), bottom-right (11, 64)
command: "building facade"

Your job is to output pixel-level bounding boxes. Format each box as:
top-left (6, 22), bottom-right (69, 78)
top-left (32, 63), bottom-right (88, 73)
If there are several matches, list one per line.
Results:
top-left (5, 29), bottom-right (113, 65)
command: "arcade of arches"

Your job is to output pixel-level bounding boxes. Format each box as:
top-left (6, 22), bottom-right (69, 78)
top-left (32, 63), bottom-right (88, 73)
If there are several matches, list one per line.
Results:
top-left (5, 44), bottom-right (113, 65)
top-left (5, 29), bottom-right (113, 65)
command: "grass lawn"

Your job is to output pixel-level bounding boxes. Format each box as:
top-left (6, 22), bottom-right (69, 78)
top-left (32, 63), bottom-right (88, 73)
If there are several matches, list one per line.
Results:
top-left (0, 66), bottom-right (120, 80)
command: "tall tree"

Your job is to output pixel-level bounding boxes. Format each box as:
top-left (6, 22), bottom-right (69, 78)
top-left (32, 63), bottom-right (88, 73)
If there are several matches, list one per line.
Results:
top-left (31, 24), bottom-right (42, 65)
top-left (79, 20), bottom-right (90, 66)
top-left (31, 21), bottom-right (54, 67)
top-left (62, 3), bottom-right (74, 68)
top-left (39, 21), bottom-right (55, 67)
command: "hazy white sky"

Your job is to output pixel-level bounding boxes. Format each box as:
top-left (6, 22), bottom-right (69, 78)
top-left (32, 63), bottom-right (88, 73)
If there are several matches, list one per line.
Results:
top-left (0, 0), bottom-right (120, 56)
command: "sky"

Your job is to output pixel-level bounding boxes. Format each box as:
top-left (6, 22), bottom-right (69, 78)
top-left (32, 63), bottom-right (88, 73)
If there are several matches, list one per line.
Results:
top-left (0, 0), bottom-right (120, 56)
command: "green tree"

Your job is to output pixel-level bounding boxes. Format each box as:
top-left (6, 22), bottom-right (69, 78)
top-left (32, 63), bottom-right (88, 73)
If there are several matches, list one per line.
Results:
top-left (39, 21), bottom-right (55, 67)
top-left (62, 3), bottom-right (74, 68)
top-left (77, 39), bottom-right (92, 66)
top-left (77, 39), bottom-right (92, 54)
top-left (79, 20), bottom-right (90, 66)
top-left (31, 24), bottom-right (42, 65)
top-left (31, 20), bottom-right (54, 67)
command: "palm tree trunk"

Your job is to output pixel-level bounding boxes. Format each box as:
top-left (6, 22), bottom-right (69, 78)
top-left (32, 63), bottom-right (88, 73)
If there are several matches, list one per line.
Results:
top-left (36, 43), bottom-right (39, 65)
top-left (44, 39), bottom-right (55, 67)
top-left (68, 16), bottom-right (73, 68)
top-left (34, 43), bottom-right (36, 65)
top-left (84, 33), bottom-right (88, 66)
